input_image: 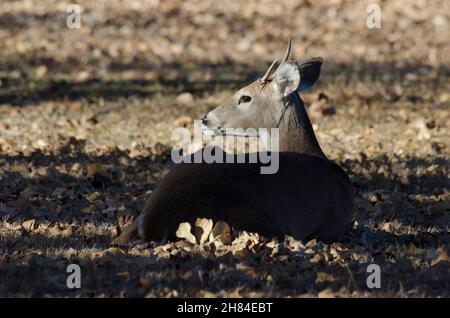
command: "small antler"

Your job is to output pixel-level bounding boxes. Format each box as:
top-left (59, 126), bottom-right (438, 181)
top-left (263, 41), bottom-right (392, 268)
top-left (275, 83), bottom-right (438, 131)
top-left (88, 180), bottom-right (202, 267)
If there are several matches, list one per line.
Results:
top-left (281, 37), bottom-right (292, 64)
top-left (259, 58), bottom-right (279, 83)
top-left (260, 38), bottom-right (292, 84)
top-left (270, 37), bottom-right (292, 80)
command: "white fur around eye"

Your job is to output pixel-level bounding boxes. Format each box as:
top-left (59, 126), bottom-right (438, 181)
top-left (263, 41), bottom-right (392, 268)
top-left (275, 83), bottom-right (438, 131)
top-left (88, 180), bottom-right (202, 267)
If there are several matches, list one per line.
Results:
top-left (274, 63), bottom-right (301, 97)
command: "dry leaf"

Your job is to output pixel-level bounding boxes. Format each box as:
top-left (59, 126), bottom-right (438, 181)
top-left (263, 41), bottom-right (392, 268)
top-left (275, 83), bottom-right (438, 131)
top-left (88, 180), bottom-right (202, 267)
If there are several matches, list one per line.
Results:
top-left (431, 247), bottom-right (449, 266)
top-left (82, 204), bottom-right (96, 214)
top-left (209, 221), bottom-right (231, 244)
top-left (318, 289), bottom-right (336, 298)
top-left (285, 235), bottom-right (305, 251)
top-left (305, 239), bottom-right (317, 248)
top-left (87, 163), bottom-right (109, 178)
top-left (199, 290), bottom-right (216, 298)
top-left (174, 116), bottom-right (193, 127)
top-left (381, 222), bottom-right (391, 232)
top-left (106, 247), bottom-right (125, 255)
top-left (64, 248), bottom-right (77, 259)
top-left (176, 222), bottom-right (197, 244)
top-left (310, 253), bottom-right (322, 263)
top-left (315, 272), bottom-right (336, 283)
top-left (86, 192), bottom-right (101, 202)
top-left (22, 219), bottom-right (36, 231)
top-left (154, 243), bottom-right (173, 256)
top-left (175, 92), bottom-right (194, 105)
top-left (194, 218), bottom-right (213, 244)
top-left (48, 225), bottom-right (62, 236)
top-left (413, 119), bottom-right (431, 140)
top-left (407, 243), bottom-right (419, 255)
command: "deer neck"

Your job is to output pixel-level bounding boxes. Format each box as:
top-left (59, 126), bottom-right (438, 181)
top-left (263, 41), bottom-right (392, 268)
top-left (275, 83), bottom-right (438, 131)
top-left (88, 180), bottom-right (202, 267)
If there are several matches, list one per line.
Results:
top-left (277, 92), bottom-right (326, 158)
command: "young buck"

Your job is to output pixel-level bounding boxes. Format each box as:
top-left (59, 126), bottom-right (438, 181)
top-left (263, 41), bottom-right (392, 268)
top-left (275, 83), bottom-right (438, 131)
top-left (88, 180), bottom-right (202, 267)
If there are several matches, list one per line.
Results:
top-left (121, 39), bottom-right (353, 243)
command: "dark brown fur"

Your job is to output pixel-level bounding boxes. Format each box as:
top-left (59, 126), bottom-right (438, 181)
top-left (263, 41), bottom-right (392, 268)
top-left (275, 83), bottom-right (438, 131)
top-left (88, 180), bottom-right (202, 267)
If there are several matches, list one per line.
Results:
top-left (121, 149), bottom-right (353, 242)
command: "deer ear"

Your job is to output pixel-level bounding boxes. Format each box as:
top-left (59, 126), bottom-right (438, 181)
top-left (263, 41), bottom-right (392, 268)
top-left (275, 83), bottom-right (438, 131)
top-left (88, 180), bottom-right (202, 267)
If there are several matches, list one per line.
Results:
top-left (298, 57), bottom-right (323, 91)
top-left (273, 62), bottom-right (301, 98)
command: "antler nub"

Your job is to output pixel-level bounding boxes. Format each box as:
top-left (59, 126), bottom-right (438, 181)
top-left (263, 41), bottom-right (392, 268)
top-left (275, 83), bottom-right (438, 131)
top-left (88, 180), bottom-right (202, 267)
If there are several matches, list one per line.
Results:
top-left (259, 58), bottom-right (279, 83)
top-left (260, 38), bottom-right (292, 84)
top-left (282, 37), bottom-right (292, 63)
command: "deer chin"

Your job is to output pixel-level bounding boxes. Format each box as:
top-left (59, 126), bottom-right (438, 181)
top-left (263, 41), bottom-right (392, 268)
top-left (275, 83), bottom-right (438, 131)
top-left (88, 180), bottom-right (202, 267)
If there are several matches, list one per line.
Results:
top-left (200, 123), bottom-right (222, 136)
top-left (221, 130), bottom-right (260, 137)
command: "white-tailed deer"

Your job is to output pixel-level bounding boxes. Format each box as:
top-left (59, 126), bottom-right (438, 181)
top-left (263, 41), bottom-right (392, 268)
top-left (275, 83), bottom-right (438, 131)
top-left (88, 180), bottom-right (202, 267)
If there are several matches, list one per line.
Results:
top-left (121, 39), bottom-right (353, 243)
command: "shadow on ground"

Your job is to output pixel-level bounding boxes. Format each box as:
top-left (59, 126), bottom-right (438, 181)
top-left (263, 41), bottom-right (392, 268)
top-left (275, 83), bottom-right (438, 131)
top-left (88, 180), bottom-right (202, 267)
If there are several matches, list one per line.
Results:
top-left (0, 138), bottom-right (448, 296)
top-left (1, 57), bottom-right (449, 107)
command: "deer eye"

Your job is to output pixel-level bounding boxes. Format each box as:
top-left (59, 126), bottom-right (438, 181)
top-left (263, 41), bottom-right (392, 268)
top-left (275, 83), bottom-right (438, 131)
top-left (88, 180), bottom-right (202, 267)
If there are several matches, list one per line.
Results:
top-left (238, 95), bottom-right (252, 105)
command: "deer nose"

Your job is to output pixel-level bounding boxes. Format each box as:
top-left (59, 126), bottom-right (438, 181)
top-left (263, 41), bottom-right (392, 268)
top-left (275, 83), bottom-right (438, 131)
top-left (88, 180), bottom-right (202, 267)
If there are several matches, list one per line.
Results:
top-left (201, 116), bottom-right (208, 125)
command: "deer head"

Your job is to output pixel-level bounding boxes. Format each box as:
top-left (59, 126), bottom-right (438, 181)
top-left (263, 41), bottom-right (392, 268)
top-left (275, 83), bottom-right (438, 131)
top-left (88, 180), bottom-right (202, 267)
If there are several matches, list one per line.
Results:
top-left (201, 39), bottom-right (325, 157)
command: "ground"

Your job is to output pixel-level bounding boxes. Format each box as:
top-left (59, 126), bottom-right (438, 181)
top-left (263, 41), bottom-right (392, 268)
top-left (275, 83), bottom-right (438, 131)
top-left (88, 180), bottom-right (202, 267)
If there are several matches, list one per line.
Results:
top-left (0, 0), bottom-right (449, 297)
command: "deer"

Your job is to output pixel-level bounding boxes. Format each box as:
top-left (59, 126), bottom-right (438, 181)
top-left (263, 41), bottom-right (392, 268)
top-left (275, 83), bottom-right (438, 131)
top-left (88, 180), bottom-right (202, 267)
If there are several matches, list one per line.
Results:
top-left (120, 39), bottom-right (354, 243)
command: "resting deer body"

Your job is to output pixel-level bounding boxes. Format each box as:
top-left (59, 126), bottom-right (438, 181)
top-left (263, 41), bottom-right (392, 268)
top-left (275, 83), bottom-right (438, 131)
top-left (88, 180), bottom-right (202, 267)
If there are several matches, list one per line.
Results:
top-left (121, 40), bottom-right (353, 243)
